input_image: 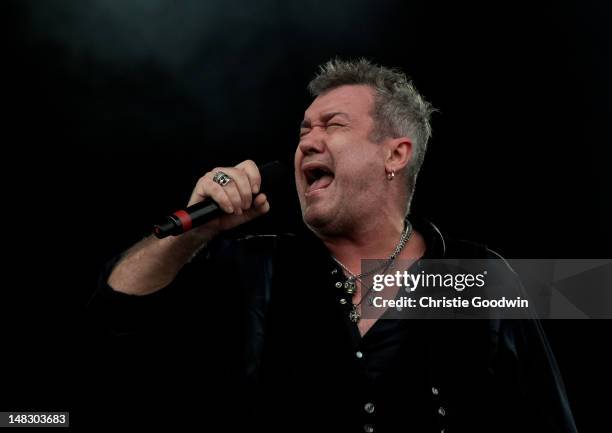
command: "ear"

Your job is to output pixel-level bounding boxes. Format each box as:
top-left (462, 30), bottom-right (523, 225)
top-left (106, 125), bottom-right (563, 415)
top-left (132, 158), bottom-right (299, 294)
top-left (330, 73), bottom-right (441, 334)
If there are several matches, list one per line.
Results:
top-left (384, 136), bottom-right (413, 173)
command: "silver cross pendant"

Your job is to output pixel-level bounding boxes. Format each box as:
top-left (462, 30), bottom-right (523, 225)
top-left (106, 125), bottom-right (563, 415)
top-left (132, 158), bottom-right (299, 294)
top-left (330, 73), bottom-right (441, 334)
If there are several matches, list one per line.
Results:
top-left (349, 305), bottom-right (361, 323)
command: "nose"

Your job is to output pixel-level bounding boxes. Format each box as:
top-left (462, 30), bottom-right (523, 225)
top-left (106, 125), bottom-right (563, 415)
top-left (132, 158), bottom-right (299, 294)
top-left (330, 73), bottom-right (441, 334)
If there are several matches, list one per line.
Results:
top-left (298, 129), bottom-right (326, 156)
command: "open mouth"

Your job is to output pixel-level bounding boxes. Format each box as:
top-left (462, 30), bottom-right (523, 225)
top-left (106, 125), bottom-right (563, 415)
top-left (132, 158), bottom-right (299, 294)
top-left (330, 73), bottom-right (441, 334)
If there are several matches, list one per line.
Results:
top-left (303, 165), bottom-right (334, 194)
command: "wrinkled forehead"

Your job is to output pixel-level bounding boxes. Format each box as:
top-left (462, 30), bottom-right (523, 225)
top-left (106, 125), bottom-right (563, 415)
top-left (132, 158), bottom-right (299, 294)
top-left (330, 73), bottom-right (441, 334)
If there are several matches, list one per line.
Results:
top-left (303, 84), bottom-right (375, 122)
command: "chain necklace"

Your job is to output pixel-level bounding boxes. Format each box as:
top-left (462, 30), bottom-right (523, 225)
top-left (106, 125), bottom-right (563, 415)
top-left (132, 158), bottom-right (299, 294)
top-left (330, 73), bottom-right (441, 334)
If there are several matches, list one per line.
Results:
top-left (332, 219), bottom-right (413, 323)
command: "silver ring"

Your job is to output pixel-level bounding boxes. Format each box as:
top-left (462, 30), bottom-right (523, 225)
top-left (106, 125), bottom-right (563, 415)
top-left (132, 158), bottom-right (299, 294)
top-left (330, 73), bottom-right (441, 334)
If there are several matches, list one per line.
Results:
top-left (212, 171), bottom-right (232, 186)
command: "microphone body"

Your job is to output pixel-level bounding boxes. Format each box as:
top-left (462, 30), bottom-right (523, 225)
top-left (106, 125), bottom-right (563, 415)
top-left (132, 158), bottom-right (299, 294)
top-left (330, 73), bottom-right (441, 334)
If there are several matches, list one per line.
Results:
top-left (153, 161), bottom-right (286, 239)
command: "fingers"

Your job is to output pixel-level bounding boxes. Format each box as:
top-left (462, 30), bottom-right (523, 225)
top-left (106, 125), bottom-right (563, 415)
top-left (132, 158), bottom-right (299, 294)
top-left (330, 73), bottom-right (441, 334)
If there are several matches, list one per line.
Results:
top-left (236, 159), bottom-right (261, 194)
top-left (210, 173), bottom-right (246, 214)
top-left (190, 176), bottom-right (235, 213)
top-left (214, 165), bottom-right (253, 210)
top-left (188, 160), bottom-right (262, 216)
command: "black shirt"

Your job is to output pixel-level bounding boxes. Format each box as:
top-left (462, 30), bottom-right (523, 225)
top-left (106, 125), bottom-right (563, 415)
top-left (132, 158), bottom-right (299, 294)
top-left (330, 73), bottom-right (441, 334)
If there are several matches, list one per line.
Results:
top-left (91, 218), bottom-right (577, 432)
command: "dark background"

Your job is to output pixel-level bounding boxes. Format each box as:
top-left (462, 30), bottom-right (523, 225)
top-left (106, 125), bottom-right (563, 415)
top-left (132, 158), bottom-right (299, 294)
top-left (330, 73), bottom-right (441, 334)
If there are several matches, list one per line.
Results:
top-left (2, 0), bottom-right (610, 430)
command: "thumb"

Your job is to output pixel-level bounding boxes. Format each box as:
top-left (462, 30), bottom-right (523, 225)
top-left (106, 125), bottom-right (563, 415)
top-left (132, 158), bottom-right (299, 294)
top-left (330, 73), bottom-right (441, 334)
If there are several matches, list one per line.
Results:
top-left (243, 194), bottom-right (270, 219)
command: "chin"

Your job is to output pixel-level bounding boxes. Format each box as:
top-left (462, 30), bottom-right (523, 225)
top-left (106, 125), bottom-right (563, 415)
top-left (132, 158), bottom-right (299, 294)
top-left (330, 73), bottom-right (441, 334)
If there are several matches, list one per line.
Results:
top-left (302, 210), bottom-right (326, 228)
top-left (302, 207), bottom-right (331, 229)
top-left (303, 210), bottom-right (347, 238)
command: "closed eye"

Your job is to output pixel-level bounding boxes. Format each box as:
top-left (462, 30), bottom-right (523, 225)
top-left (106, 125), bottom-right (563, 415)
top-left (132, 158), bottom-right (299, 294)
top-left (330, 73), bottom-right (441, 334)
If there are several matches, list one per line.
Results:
top-left (299, 122), bottom-right (345, 138)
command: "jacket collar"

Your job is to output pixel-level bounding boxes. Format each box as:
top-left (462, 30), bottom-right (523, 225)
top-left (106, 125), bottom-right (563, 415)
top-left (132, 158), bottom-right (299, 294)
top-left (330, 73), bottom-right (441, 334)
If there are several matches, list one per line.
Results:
top-left (411, 216), bottom-right (446, 259)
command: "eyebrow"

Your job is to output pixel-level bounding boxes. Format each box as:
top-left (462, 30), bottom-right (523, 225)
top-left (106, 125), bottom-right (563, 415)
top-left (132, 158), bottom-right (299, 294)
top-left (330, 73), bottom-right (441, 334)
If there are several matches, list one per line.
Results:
top-left (300, 111), bottom-right (350, 129)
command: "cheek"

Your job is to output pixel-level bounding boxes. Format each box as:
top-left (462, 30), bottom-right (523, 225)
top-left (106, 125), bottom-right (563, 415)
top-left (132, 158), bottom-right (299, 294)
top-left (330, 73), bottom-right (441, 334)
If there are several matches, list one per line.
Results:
top-left (293, 150), bottom-right (303, 184)
top-left (340, 148), bottom-right (380, 175)
top-left (338, 159), bottom-right (383, 192)
top-left (293, 148), bottom-right (301, 170)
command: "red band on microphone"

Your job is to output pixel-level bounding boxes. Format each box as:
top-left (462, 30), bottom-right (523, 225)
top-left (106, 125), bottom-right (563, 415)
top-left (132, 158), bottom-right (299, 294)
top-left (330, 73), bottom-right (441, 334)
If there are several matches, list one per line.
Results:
top-left (173, 210), bottom-right (193, 232)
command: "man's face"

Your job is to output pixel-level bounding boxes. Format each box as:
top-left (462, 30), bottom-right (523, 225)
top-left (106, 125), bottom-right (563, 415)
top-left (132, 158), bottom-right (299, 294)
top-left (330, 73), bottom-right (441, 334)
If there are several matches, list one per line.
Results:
top-left (295, 84), bottom-right (388, 234)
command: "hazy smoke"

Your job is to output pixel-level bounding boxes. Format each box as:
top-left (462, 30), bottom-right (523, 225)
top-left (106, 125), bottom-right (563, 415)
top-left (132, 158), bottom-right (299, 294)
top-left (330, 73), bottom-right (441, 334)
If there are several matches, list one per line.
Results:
top-left (23, 0), bottom-right (378, 154)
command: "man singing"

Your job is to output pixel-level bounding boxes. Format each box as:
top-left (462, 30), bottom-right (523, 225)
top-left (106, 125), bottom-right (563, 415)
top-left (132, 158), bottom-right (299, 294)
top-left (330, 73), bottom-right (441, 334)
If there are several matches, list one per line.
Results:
top-left (94, 59), bottom-right (577, 432)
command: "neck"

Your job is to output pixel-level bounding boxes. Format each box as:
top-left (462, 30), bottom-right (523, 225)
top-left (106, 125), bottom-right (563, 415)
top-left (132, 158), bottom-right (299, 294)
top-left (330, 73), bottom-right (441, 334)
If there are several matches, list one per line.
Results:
top-left (321, 210), bottom-right (409, 273)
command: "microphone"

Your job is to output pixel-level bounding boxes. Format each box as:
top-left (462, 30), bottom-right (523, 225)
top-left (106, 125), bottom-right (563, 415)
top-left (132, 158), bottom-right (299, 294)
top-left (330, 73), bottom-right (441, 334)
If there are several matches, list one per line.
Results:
top-left (153, 161), bottom-right (288, 239)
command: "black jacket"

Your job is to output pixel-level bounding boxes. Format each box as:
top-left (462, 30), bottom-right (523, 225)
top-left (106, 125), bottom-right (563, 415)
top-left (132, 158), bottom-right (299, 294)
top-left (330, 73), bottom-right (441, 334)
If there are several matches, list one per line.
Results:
top-left (91, 218), bottom-right (578, 432)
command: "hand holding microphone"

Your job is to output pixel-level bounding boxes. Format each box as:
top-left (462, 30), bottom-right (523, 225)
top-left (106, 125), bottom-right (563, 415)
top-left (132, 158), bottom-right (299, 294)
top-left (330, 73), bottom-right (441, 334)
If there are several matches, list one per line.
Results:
top-left (112, 160), bottom-right (287, 295)
top-left (153, 160), bottom-right (286, 239)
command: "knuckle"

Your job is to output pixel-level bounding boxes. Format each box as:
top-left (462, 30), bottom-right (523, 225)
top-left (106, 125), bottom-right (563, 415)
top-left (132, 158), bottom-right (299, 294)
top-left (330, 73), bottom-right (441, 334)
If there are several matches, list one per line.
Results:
top-left (208, 185), bottom-right (223, 199)
top-left (228, 188), bottom-right (241, 201)
top-left (199, 177), bottom-right (214, 191)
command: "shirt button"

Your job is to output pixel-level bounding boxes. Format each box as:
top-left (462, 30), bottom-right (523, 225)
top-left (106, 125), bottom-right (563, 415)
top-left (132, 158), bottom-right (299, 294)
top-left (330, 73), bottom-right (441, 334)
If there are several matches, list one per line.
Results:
top-left (364, 402), bottom-right (375, 413)
top-left (363, 424), bottom-right (375, 433)
top-left (356, 351), bottom-right (364, 359)
top-left (431, 386), bottom-right (439, 396)
top-left (335, 282), bottom-right (343, 288)
top-left (339, 298), bottom-right (347, 305)
top-left (438, 407), bottom-right (446, 416)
